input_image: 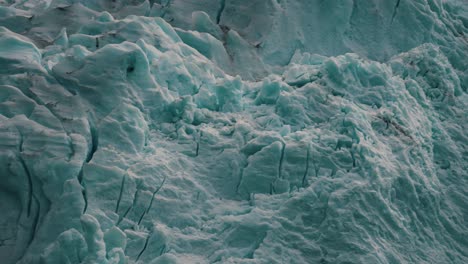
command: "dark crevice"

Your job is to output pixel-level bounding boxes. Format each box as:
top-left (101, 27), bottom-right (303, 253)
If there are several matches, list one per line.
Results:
top-left (216, 0), bottom-right (226, 24)
top-left (25, 194), bottom-right (40, 250)
top-left (31, 195), bottom-right (41, 235)
top-left (82, 189), bottom-right (88, 214)
top-left (78, 169), bottom-right (88, 214)
top-left (137, 210), bottom-right (146, 227)
top-left (117, 188), bottom-right (139, 225)
top-left (145, 177), bottom-right (166, 214)
top-left (195, 131), bottom-right (202, 157)
top-left (20, 194), bottom-right (41, 261)
top-left (86, 119), bottom-right (98, 163)
top-left (146, 177), bottom-right (167, 213)
top-left (18, 156), bottom-right (33, 217)
top-left (136, 233), bottom-right (151, 261)
top-left (391, 0), bottom-right (401, 24)
top-left (18, 132), bottom-right (24, 153)
top-left (117, 205), bottom-right (131, 226)
top-left (278, 142), bottom-right (286, 179)
top-left (77, 166), bottom-right (84, 183)
top-left (350, 0), bottom-right (358, 26)
top-left (220, 24), bottom-right (234, 62)
top-left (115, 174), bottom-right (126, 213)
top-left (138, 177), bottom-right (167, 225)
top-left (138, 176), bottom-right (166, 225)
top-left (302, 145), bottom-right (310, 187)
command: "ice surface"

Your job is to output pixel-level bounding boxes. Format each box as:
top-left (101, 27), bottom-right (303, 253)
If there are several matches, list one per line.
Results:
top-left (0, 0), bottom-right (467, 263)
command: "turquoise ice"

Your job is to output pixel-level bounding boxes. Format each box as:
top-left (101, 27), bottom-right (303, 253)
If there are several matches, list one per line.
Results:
top-left (0, 0), bottom-right (467, 263)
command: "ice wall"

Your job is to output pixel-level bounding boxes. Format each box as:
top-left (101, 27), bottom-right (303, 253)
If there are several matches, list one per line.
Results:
top-left (0, 0), bottom-right (467, 263)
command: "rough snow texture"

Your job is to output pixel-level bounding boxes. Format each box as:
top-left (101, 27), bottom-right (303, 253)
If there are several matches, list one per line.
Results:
top-left (0, 0), bottom-right (467, 263)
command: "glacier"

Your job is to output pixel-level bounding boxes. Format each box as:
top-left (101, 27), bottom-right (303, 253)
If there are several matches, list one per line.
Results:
top-left (0, 0), bottom-right (467, 263)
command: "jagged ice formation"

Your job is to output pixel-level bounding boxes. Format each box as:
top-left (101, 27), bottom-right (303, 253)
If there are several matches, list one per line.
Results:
top-left (0, 0), bottom-right (467, 263)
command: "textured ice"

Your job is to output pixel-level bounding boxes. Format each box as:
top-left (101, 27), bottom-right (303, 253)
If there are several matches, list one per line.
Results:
top-left (0, 0), bottom-right (467, 263)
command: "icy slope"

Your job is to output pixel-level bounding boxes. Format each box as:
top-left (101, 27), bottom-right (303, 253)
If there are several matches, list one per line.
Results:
top-left (0, 0), bottom-right (467, 263)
